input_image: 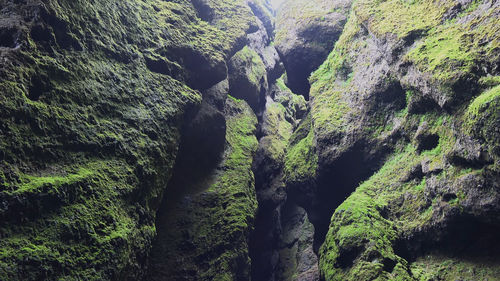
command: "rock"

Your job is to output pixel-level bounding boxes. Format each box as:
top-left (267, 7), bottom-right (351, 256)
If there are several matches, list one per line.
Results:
top-left (275, 0), bottom-right (352, 97)
top-left (0, 0), bottom-right (260, 280)
top-left (228, 46), bottom-right (268, 111)
top-left (147, 97), bottom-right (259, 281)
top-left (276, 203), bottom-right (319, 281)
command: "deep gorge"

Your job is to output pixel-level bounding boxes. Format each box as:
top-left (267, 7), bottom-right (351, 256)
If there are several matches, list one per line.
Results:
top-left (0, 0), bottom-right (499, 280)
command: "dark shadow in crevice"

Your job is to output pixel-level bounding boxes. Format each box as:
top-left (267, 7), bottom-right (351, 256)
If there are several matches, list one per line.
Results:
top-left (291, 141), bottom-right (391, 253)
top-left (28, 75), bottom-right (51, 101)
top-left (394, 215), bottom-right (500, 263)
top-left (417, 134), bottom-right (439, 153)
top-left (0, 27), bottom-right (20, 48)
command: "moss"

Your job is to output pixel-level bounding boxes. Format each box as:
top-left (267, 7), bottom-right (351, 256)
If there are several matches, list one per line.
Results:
top-left (466, 85), bottom-right (500, 120)
top-left (228, 46), bottom-right (268, 109)
top-left (464, 85), bottom-right (500, 171)
top-left (233, 46), bottom-right (267, 86)
top-left (319, 110), bottom-right (474, 280)
top-left (284, 114), bottom-right (318, 184)
top-left (275, 0), bottom-right (349, 45)
top-left (410, 255), bottom-right (500, 281)
top-left (221, 96), bottom-right (260, 172)
top-left (308, 10), bottom-right (362, 138)
top-left (405, 0), bottom-right (499, 85)
top-left (479, 75), bottom-right (500, 87)
top-left (0, 159), bottom-right (156, 281)
top-left (355, 0), bottom-right (456, 38)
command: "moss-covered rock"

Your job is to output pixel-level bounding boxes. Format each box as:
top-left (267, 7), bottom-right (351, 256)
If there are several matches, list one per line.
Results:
top-left (228, 46), bottom-right (268, 111)
top-left (0, 0), bottom-right (259, 279)
top-left (305, 0), bottom-right (500, 279)
top-left (275, 0), bottom-right (352, 96)
top-left (146, 96), bottom-right (259, 281)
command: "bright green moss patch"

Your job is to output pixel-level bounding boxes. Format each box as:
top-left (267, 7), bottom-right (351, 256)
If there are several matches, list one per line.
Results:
top-left (218, 96), bottom-right (259, 179)
top-left (355, 0), bottom-right (455, 38)
top-left (464, 85), bottom-right (500, 171)
top-left (308, 12), bottom-right (360, 136)
top-left (479, 75), bottom-right (500, 87)
top-left (12, 168), bottom-right (94, 195)
top-left (466, 85), bottom-right (500, 119)
top-left (407, 1), bottom-right (500, 83)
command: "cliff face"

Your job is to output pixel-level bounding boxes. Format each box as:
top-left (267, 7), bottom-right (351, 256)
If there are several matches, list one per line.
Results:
top-left (0, 0), bottom-right (257, 279)
top-left (0, 0), bottom-right (499, 280)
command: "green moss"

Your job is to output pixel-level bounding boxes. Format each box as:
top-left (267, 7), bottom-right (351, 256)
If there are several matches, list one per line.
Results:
top-left (147, 97), bottom-right (259, 280)
top-left (0, 0), bottom-right (257, 279)
top-left (411, 255), bottom-right (500, 281)
top-left (276, 75), bottom-right (289, 92)
top-left (479, 75), bottom-right (500, 87)
top-left (319, 111), bottom-right (470, 280)
top-left (308, 11), bottom-right (361, 137)
top-left (276, 0), bottom-right (346, 44)
top-left (220, 96), bottom-right (259, 173)
top-left (284, 114), bottom-right (318, 184)
top-left (406, 0), bottom-right (499, 84)
top-left (464, 85), bottom-right (500, 171)
top-left (12, 168), bottom-right (93, 195)
top-left (233, 46), bottom-right (267, 86)
top-left (0, 159), bottom-right (155, 280)
top-left (466, 85), bottom-right (500, 119)
top-left (355, 0), bottom-right (455, 38)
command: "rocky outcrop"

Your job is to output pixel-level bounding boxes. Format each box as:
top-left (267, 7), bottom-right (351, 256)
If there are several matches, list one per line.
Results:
top-left (275, 0), bottom-right (352, 97)
top-left (146, 97), bottom-right (259, 280)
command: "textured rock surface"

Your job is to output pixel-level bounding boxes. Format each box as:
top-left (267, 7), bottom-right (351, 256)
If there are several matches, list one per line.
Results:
top-left (146, 97), bottom-right (259, 281)
top-left (0, 0), bottom-right (257, 279)
top-left (1, 0), bottom-right (499, 280)
top-left (275, 0), bottom-right (352, 97)
top-left (299, 0), bottom-right (500, 280)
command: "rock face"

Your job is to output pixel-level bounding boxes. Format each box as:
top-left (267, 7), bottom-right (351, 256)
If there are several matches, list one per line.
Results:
top-left (298, 0), bottom-right (500, 280)
top-left (146, 97), bottom-right (259, 280)
top-left (0, 0), bottom-right (258, 280)
top-left (1, 0), bottom-right (499, 280)
top-left (275, 0), bottom-right (352, 97)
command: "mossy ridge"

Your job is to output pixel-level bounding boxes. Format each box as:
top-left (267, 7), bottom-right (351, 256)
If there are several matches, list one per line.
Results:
top-left (196, 0), bottom-right (257, 45)
top-left (308, 11), bottom-right (363, 137)
top-left (275, 0), bottom-right (347, 44)
top-left (355, 0), bottom-right (456, 39)
top-left (233, 46), bottom-right (268, 87)
top-left (464, 84), bottom-right (500, 171)
top-left (405, 0), bottom-right (499, 86)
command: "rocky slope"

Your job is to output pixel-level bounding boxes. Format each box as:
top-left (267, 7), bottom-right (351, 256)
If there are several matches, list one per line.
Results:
top-left (0, 0), bottom-right (499, 280)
